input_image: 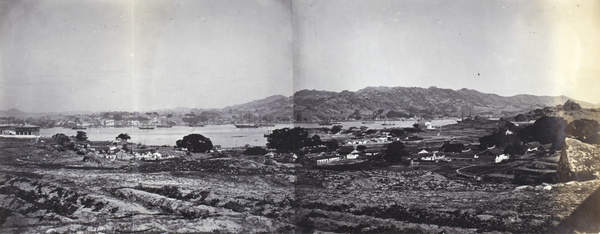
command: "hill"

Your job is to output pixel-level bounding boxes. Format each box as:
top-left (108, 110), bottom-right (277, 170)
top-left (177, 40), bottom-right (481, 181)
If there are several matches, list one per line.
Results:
top-left (2, 86), bottom-right (594, 123)
top-left (291, 86), bottom-right (594, 121)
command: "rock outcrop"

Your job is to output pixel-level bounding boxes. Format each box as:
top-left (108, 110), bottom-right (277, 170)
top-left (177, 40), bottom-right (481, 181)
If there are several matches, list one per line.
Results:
top-left (557, 138), bottom-right (600, 182)
top-left (562, 100), bottom-right (582, 111)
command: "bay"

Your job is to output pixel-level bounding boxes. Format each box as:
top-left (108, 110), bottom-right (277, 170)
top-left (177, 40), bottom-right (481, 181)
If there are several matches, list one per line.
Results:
top-left (39, 119), bottom-right (457, 147)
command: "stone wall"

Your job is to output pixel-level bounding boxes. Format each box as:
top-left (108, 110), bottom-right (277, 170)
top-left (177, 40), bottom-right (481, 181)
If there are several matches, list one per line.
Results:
top-left (558, 138), bottom-right (600, 182)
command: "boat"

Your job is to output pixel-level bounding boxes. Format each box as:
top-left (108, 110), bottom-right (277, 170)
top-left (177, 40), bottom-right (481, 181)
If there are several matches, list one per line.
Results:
top-left (234, 123), bottom-right (260, 128)
top-left (318, 121), bottom-right (333, 126)
top-left (259, 123), bottom-right (276, 127)
top-left (234, 112), bottom-right (261, 128)
top-left (381, 119), bottom-right (395, 126)
top-left (156, 125), bottom-right (173, 128)
top-left (189, 124), bottom-right (205, 127)
top-left (139, 125), bottom-right (155, 130)
top-left (72, 126), bottom-right (87, 130)
top-left (361, 120), bottom-right (375, 124)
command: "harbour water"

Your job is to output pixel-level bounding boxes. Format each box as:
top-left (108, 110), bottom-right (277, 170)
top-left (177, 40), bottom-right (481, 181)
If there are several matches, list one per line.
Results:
top-left (40, 119), bottom-right (457, 147)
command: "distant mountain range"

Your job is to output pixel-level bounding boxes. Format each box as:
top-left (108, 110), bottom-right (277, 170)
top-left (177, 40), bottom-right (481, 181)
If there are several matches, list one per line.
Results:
top-left (1, 86), bottom-right (596, 121)
top-left (291, 86), bottom-right (597, 121)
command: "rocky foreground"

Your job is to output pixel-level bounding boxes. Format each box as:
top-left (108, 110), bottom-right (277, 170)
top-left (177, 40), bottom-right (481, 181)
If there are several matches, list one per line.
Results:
top-left (1, 139), bottom-right (599, 233)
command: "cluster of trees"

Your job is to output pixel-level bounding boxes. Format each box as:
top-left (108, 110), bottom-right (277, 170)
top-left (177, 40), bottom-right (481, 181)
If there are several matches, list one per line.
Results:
top-left (266, 127), bottom-right (323, 153)
top-left (386, 110), bottom-right (412, 119)
top-left (480, 117), bottom-right (566, 153)
top-left (567, 119), bottom-right (600, 144)
top-left (383, 141), bottom-right (409, 162)
top-left (176, 134), bottom-right (213, 153)
top-left (51, 131), bottom-right (88, 151)
top-left (479, 116), bottom-right (600, 155)
top-left (116, 133), bottom-right (131, 141)
top-left (243, 146), bottom-right (269, 155)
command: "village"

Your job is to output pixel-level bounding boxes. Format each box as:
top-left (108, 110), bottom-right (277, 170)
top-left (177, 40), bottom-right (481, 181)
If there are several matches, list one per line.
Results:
top-left (0, 112), bottom-right (568, 174)
top-left (0, 101), bottom-right (599, 232)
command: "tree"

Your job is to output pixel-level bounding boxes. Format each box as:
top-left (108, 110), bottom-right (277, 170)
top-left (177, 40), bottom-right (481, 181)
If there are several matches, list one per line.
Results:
top-left (325, 139), bottom-right (340, 151)
top-left (52, 133), bottom-right (70, 145)
top-left (116, 133), bottom-right (131, 141)
top-left (389, 128), bottom-right (406, 137)
top-left (514, 114), bottom-right (527, 122)
top-left (266, 127), bottom-right (310, 153)
top-left (307, 135), bottom-right (322, 147)
top-left (413, 123), bottom-right (420, 130)
top-left (52, 133), bottom-right (74, 150)
top-left (113, 114), bottom-right (123, 121)
top-left (532, 116), bottom-right (566, 150)
top-left (504, 143), bottom-right (527, 156)
top-left (330, 125), bottom-right (343, 134)
top-left (356, 145), bottom-right (367, 152)
top-left (75, 131), bottom-right (88, 142)
top-left (568, 119), bottom-right (600, 142)
top-left (383, 141), bottom-right (409, 163)
top-left (517, 125), bottom-right (536, 143)
top-left (176, 134), bottom-right (213, 153)
top-left (440, 143), bottom-right (465, 153)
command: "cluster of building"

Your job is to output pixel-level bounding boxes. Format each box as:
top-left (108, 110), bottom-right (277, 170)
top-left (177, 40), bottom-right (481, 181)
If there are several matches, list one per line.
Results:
top-left (0, 124), bottom-right (40, 139)
top-left (66, 113), bottom-right (170, 128)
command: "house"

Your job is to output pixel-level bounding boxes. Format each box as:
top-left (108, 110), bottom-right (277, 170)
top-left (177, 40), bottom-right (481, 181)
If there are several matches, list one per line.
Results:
top-left (315, 155), bottom-right (341, 165)
top-left (495, 154), bottom-right (510, 163)
top-left (425, 122), bottom-right (435, 130)
top-left (213, 145), bottom-right (222, 152)
top-left (364, 149), bottom-right (380, 157)
top-left (440, 143), bottom-right (465, 153)
top-left (0, 126), bottom-right (13, 135)
top-left (91, 146), bottom-right (120, 154)
top-left (0, 124), bottom-right (40, 139)
top-left (346, 150), bottom-right (361, 159)
top-left (525, 142), bottom-right (546, 153)
top-left (477, 148), bottom-right (504, 157)
top-left (104, 119), bottom-right (115, 127)
top-left (15, 124), bottom-right (40, 136)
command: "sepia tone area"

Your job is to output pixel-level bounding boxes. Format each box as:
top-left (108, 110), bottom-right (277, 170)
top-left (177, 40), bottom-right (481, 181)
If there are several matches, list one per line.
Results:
top-left (1, 0), bottom-right (600, 233)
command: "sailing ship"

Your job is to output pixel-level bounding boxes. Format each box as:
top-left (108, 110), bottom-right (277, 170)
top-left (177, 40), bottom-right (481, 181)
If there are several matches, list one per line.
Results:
top-left (156, 124), bottom-right (173, 128)
top-left (139, 125), bottom-right (155, 130)
top-left (234, 113), bottom-right (260, 128)
top-left (234, 123), bottom-right (260, 128)
top-left (318, 115), bottom-right (341, 125)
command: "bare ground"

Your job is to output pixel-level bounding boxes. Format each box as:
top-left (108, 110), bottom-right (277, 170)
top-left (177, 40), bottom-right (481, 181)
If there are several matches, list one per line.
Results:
top-left (0, 138), bottom-right (598, 233)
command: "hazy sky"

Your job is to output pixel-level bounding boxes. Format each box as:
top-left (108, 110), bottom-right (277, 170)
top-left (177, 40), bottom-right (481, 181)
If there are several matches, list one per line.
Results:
top-left (294, 0), bottom-right (600, 103)
top-left (1, 0), bottom-right (599, 112)
top-left (0, 0), bottom-right (292, 112)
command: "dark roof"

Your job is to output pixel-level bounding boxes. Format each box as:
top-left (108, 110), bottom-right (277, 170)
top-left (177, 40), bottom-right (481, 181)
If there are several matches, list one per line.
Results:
top-left (479, 148), bottom-right (504, 156)
top-left (525, 142), bottom-right (543, 148)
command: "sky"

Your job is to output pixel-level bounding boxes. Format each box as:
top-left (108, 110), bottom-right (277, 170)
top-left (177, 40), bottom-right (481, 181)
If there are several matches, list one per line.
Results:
top-left (293, 0), bottom-right (600, 104)
top-left (1, 0), bottom-right (599, 113)
top-left (0, 0), bottom-right (292, 112)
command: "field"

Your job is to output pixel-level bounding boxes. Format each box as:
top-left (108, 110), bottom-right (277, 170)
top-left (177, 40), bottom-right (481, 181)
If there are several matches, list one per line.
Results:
top-left (0, 129), bottom-right (598, 233)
